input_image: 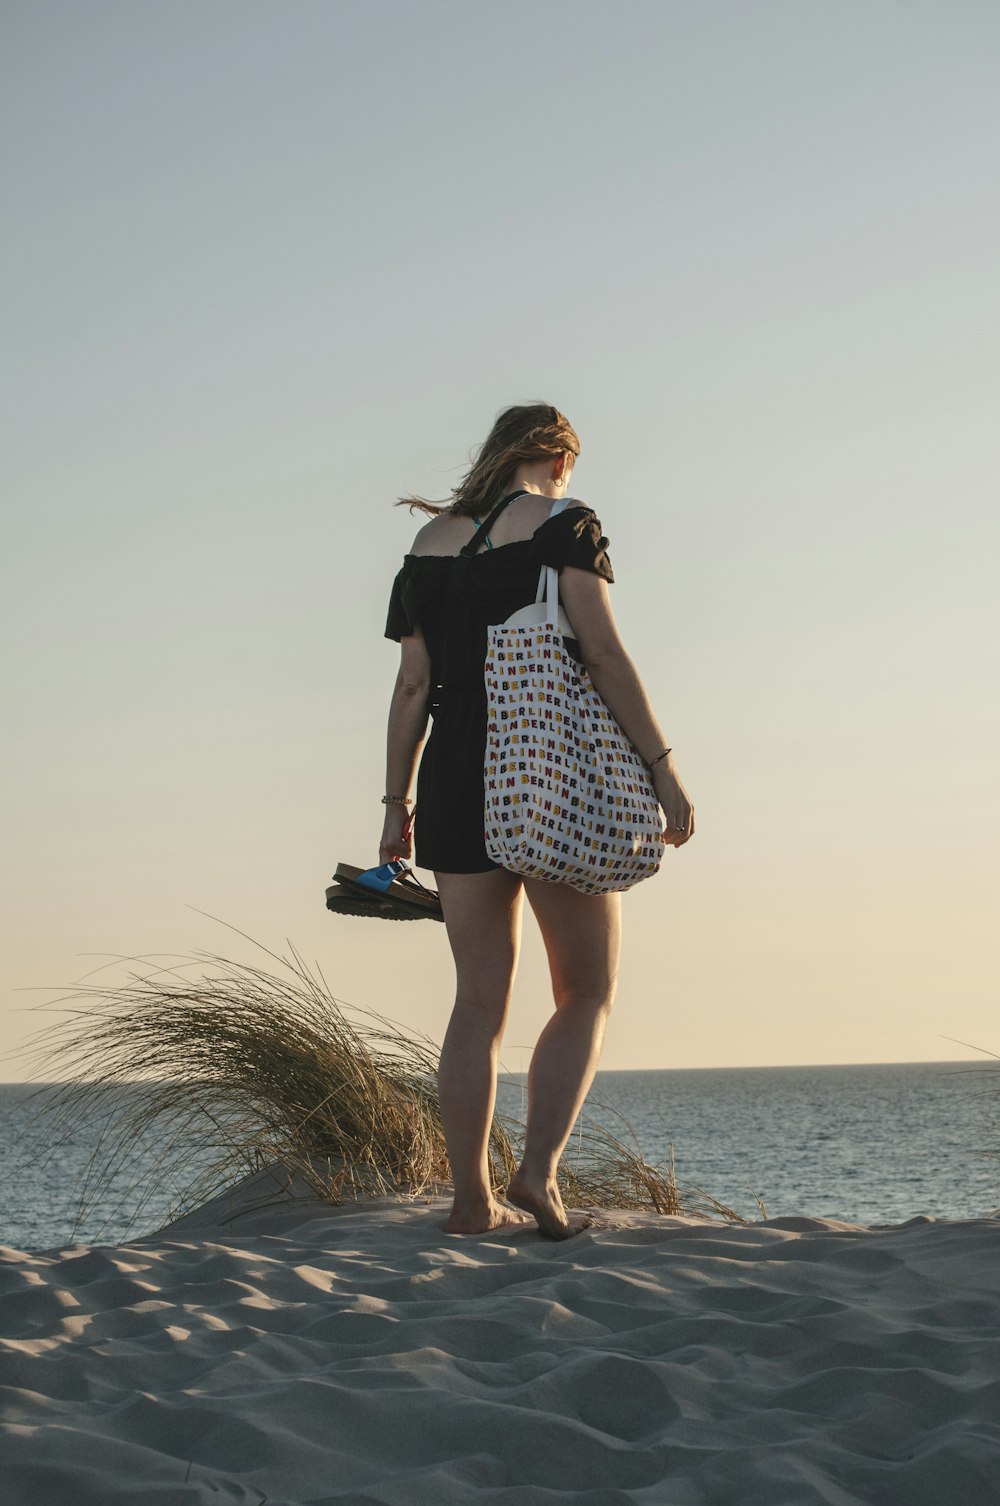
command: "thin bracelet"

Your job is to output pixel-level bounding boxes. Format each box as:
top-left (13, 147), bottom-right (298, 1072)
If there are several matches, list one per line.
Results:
top-left (647, 747), bottom-right (672, 770)
top-left (381, 795), bottom-right (412, 806)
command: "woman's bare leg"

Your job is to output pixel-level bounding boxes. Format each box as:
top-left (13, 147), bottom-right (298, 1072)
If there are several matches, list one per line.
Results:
top-left (506, 880), bottom-right (621, 1239)
top-left (435, 867), bottom-right (533, 1234)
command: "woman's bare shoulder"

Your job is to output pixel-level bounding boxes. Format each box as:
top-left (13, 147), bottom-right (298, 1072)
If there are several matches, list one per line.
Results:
top-left (408, 511), bottom-right (465, 557)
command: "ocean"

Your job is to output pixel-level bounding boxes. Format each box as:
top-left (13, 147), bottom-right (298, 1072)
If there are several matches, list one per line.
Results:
top-left (2, 1060), bottom-right (997, 1251)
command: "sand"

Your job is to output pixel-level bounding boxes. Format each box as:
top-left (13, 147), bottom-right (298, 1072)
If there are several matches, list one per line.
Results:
top-left (2, 1166), bottom-right (999, 1505)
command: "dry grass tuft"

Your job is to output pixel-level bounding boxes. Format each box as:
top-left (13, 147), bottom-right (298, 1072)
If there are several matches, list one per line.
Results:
top-left (17, 926), bottom-right (754, 1239)
top-left (553, 1107), bottom-right (759, 1222)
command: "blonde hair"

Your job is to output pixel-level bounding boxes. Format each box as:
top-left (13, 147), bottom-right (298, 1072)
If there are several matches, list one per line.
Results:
top-left (397, 402), bottom-right (580, 518)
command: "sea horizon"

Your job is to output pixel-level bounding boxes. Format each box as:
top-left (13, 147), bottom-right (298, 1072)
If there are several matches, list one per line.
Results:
top-left (2, 1059), bottom-right (996, 1251)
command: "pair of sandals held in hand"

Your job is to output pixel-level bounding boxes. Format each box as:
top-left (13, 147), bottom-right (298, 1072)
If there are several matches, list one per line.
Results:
top-left (326, 861), bottom-right (444, 923)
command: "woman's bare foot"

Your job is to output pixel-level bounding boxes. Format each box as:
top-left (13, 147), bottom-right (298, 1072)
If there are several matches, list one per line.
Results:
top-left (505, 1172), bottom-right (590, 1240)
top-left (443, 1198), bottom-right (535, 1236)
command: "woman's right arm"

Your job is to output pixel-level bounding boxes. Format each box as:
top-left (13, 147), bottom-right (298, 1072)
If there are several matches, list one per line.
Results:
top-left (557, 566), bottom-right (695, 846)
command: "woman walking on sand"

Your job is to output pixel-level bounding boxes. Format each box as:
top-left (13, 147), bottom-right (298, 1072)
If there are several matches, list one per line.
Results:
top-left (381, 403), bottom-right (694, 1239)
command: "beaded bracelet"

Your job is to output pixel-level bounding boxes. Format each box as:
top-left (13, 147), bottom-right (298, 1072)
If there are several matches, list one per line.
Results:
top-left (381, 795), bottom-right (412, 806)
top-left (647, 747), bottom-right (672, 770)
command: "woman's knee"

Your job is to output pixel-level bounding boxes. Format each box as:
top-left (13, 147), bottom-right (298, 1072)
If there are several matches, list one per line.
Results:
top-left (447, 988), bottom-right (511, 1044)
top-left (551, 979), bottom-right (617, 1018)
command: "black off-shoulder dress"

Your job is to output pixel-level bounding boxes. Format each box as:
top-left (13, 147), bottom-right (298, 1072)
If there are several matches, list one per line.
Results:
top-left (385, 493), bottom-right (615, 874)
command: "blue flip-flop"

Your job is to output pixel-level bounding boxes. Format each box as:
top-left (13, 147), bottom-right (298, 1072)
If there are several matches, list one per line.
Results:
top-left (352, 860), bottom-right (411, 894)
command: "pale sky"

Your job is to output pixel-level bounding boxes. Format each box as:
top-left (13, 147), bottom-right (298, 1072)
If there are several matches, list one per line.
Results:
top-left (2, 1), bottom-right (997, 1077)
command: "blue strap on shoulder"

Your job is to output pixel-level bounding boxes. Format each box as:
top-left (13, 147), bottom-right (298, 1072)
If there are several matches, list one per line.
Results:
top-left (469, 517), bottom-right (493, 550)
top-left (449, 490), bottom-right (526, 596)
top-left (461, 489), bottom-right (528, 558)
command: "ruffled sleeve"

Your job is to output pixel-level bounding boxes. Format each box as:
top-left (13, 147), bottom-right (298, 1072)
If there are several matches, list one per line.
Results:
top-left (385, 555), bottom-right (452, 640)
top-left (530, 505), bottom-right (614, 583)
top-left (385, 556), bottom-right (417, 640)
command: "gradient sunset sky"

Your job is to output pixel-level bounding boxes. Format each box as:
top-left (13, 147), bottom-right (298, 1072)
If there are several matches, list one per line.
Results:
top-left (3, 0), bottom-right (997, 1075)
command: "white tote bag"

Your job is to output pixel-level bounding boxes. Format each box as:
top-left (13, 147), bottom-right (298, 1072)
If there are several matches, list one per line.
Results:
top-left (483, 500), bottom-right (665, 894)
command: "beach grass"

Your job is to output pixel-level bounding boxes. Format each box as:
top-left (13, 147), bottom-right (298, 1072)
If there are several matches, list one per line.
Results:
top-left (18, 926), bottom-right (756, 1239)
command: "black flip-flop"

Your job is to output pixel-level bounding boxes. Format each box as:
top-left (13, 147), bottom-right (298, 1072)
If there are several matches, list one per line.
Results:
top-left (329, 862), bottom-right (444, 923)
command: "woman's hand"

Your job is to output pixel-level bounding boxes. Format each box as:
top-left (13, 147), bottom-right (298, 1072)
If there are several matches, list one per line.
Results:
top-left (653, 757), bottom-right (695, 847)
top-left (379, 803), bottom-right (414, 864)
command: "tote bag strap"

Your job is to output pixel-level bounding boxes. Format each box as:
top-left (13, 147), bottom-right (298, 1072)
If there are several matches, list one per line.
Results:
top-left (534, 496), bottom-right (571, 616)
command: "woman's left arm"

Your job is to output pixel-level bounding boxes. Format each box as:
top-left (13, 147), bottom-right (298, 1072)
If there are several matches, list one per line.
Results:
top-left (380, 626), bottom-right (431, 863)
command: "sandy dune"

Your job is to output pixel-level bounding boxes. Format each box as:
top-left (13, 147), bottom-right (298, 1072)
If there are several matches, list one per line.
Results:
top-left (2, 1171), bottom-right (999, 1504)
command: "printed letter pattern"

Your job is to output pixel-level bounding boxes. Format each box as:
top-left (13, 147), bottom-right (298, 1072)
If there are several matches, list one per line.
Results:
top-left (484, 623), bottom-right (665, 893)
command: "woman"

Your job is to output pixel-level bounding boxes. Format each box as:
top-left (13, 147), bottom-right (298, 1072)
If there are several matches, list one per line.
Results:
top-left (382, 403), bottom-right (694, 1239)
